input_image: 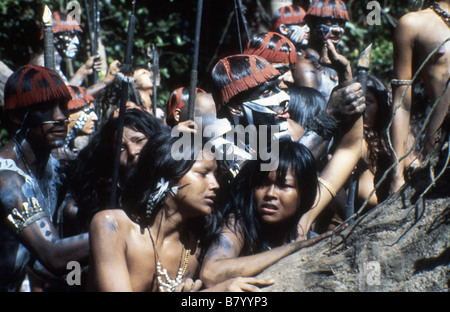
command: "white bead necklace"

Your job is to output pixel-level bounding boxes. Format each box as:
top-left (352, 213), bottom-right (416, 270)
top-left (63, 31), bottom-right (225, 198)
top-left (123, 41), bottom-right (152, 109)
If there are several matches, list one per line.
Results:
top-left (149, 227), bottom-right (191, 292)
top-left (156, 249), bottom-right (190, 292)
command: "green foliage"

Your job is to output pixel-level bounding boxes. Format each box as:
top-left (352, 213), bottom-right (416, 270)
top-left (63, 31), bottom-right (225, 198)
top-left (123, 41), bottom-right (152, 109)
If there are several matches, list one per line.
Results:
top-left (87, 0), bottom-right (194, 108)
top-left (339, 0), bottom-right (415, 87)
top-left (0, 0), bottom-right (433, 149)
top-left (0, 0), bottom-right (198, 111)
top-left (0, 128), bottom-right (9, 147)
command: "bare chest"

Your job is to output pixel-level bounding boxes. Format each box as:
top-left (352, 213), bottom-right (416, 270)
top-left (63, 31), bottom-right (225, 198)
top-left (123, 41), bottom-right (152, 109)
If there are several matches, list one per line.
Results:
top-left (125, 231), bottom-right (201, 292)
top-left (415, 13), bottom-right (450, 65)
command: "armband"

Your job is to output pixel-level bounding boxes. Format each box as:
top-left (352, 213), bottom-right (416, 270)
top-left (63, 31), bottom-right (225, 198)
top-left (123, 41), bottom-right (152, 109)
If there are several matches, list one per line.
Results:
top-left (390, 79), bottom-right (412, 86)
top-left (318, 177), bottom-right (337, 198)
top-left (6, 197), bottom-right (46, 234)
top-left (306, 111), bottom-right (339, 141)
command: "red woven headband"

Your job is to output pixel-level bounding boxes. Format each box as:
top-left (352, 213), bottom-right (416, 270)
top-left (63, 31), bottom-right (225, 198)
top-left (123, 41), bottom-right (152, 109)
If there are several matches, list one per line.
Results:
top-left (306, 0), bottom-right (350, 21)
top-left (166, 87), bottom-right (206, 122)
top-left (212, 54), bottom-right (280, 106)
top-left (4, 65), bottom-right (71, 111)
top-left (39, 12), bottom-right (82, 40)
top-left (244, 32), bottom-right (297, 67)
top-left (273, 5), bottom-right (306, 30)
top-left (67, 86), bottom-right (95, 112)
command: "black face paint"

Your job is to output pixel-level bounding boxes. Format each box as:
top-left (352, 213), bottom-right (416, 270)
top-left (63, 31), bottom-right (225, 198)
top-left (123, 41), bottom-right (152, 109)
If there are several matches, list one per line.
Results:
top-left (240, 79), bottom-right (290, 128)
top-left (54, 32), bottom-right (79, 58)
top-left (26, 100), bottom-right (69, 127)
top-left (18, 101), bottom-right (69, 149)
top-left (309, 17), bottom-right (346, 45)
top-left (285, 23), bottom-right (310, 48)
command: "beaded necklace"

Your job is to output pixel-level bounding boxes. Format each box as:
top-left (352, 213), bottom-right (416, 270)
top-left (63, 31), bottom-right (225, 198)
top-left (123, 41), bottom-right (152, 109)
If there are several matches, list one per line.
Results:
top-left (149, 228), bottom-right (191, 292)
top-left (431, 2), bottom-right (450, 28)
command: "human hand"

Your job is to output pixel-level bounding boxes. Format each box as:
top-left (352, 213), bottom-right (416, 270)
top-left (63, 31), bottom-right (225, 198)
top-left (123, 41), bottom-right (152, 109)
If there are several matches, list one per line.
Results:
top-left (175, 278), bottom-right (203, 292)
top-left (320, 40), bottom-right (352, 83)
top-left (83, 54), bottom-right (102, 75)
top-left (104, 60), bottom-right (121, 82)
top-left (174, 120), bottom-right (198, 134)
top-left (326, 81), bottom-right (365, 126)
top-left (209, 277), bottom-right (275, 292)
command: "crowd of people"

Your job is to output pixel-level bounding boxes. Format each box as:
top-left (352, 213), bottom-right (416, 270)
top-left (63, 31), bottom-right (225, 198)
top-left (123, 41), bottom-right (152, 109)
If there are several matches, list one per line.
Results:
top-left (0, 0), bottom-right (448, 292)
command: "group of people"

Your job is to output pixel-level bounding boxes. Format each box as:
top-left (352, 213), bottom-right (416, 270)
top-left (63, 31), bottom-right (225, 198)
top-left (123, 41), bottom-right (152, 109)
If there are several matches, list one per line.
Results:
top-left (0, 0), bottom-right (448, 292)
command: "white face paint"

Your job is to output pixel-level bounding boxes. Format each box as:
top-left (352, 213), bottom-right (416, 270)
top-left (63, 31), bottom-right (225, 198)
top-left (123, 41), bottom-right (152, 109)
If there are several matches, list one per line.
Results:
top-left (286, 24), bottom-right (310, 47)
top-left (64, 35), bottom-right (80, 58)
top-left (242, 90), bottom-right (290, 117)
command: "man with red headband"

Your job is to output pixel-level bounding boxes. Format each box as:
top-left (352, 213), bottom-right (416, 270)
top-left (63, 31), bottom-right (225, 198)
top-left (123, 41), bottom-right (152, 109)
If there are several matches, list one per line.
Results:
top-left (0, 65), bottom-right (89, 291)
top-left (294, 0), bottom-right (351, 102)
top-left (210, 52), bottom-right (364, 181)
top-left (243, 31), bottom-right (298, 91)
top-left (29, 12), bottom-right (120, 98)
top-left (272, 5), bottom-right (310, 55)
top-left (59, 85), bottom-right (98, 159)
top-left (29, 12), bottom-right (98, 85)
top-left (166, 87), bottom-right (206, 127)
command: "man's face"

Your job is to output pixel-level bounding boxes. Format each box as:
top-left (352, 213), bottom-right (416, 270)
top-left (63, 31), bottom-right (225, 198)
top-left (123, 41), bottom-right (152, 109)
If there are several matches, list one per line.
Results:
top-left (281, 23), bottom-right (310, 48)
top-left (25, 100), bottom-right (70, 149)
top-left (54, 32), bottom-right (80, 58)
top-left (68, 103), bottom-right (98, 135)
top-left (231, 79), bottom-right (290, 128)
top-left (272, 63), bottom-right (294, 91)
top-left (311, 18), bottom-right (345, 45)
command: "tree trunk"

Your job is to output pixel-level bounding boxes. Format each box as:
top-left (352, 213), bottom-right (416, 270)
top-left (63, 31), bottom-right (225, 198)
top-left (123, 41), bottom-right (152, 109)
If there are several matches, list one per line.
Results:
top-left (258, 128), bottom-right (450, 292)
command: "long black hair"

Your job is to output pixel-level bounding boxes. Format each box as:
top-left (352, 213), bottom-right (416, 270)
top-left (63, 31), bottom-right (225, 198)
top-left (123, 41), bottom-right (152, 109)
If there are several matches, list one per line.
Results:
top-left (223, 138), bottom-right (318, 255)
top-left (364, 75), bottom-right (393, 203)
top-left (288, 85), bottom-right (327, 129)
top-left (121, 129), bottom-right (223, 257)
top-left (67, 108), bottom-right (168, 230)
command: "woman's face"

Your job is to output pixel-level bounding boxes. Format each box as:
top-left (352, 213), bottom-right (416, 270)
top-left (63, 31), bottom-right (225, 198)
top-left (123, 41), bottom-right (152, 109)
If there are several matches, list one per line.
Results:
top-left (119, 126), bottom-right (148, 170)
top-left (174, 151), bottom-right (219, 217)
top-left (133, 68), bottom-right (158, 90)
top-left (254, 167), bottom-right (300, 225)
top-left (363, 89), bottom-right (379, 128)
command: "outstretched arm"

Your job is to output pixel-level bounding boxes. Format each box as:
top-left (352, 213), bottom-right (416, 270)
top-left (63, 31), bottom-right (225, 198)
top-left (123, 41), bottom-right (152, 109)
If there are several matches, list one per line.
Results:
top-left (69, 54), bottom-right (103, 87)
top-left (298, 106), bottom-right (364, 238)
top-left (85, 60), bottom-right (122, 97)
top-left (200, 222), bottom-right (338, 288)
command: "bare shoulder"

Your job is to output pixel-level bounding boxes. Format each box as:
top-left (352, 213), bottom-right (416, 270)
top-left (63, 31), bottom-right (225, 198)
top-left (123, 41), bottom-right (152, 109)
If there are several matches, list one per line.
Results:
top-left (394, 10), bottom-right (428, 44)
top-left (90, 209), bottom-right (133, 234)
top-left (398, 9), bottom-right (439, 29)
top-left (0, 169), bottom-right (31, 212)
